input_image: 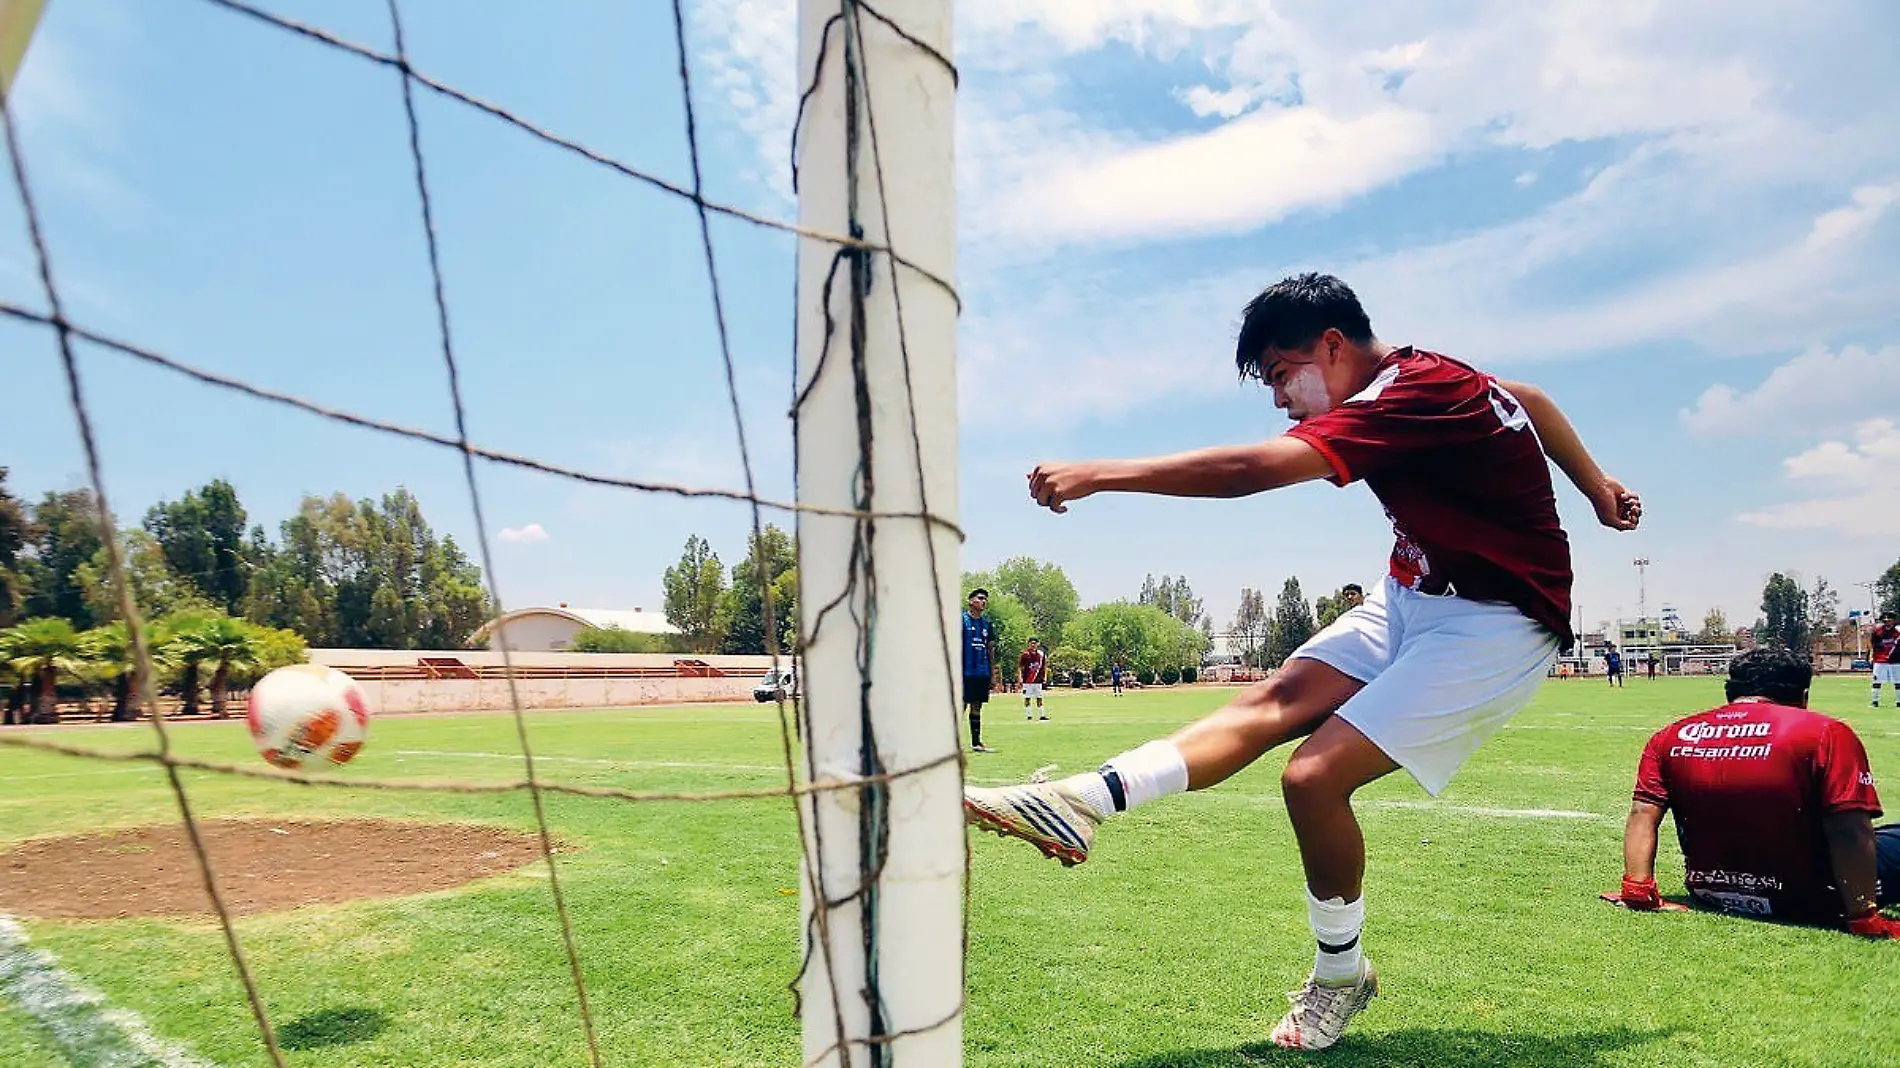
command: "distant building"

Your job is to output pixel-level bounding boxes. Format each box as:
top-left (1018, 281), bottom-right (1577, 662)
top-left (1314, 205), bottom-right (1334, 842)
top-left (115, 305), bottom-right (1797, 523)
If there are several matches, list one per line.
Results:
top-left (471, 605), bottom-right (680, 652)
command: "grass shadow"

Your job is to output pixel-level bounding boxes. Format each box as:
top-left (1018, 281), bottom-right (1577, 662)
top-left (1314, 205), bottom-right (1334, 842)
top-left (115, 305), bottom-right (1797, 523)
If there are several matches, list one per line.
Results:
top-left (1107, 1026), bottom-right (1671, 1068)
top-left (277, 1006), bottom-right (390, 1050)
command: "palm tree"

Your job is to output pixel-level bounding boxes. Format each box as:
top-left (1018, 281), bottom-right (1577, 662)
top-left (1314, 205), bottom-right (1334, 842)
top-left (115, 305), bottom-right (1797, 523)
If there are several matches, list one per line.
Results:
top-left (180, 616), bottom-right (261, 719)
top-left (0, 636), bottom-right (27, 727)
top-left (155, 612), bottom-right (217, 717)
top-left (80, 622), bottom-right (164, 722)
top-left (1, 618), bottom-right (86, 724)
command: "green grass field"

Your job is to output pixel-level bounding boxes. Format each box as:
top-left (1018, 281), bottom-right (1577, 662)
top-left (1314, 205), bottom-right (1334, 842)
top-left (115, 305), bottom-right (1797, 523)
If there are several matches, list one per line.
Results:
top-left (1, 676), bottom-right (1896, 1067)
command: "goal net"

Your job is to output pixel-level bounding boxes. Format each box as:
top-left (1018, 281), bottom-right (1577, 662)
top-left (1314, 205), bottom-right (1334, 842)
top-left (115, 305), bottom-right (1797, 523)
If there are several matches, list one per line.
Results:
top-left (0, 0), bottom-right (962, 1065)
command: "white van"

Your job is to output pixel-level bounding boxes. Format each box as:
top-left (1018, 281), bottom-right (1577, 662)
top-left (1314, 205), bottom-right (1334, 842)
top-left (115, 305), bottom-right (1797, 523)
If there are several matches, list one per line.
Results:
top-left (753, 666), bottom-right (798, 703)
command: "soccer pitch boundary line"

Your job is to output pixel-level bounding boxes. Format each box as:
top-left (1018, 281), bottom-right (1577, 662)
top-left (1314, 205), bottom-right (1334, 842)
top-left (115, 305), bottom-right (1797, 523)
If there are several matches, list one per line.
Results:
top-left (394, 749), bottom-right (785, 772)
top-left (0, 915), bottom-right (214, 1068)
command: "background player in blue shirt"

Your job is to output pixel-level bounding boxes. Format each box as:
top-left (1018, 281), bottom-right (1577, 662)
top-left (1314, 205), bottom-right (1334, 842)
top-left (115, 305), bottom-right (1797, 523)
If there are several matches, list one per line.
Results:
top-left (963, 589), bottom-right (998, 753)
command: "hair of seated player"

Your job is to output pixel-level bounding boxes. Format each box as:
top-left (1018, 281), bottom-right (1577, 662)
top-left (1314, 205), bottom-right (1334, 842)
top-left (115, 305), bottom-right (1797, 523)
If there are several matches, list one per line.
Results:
top-left (1235, 273), bottom-right (1375, 381)
top-left (1724, 647), bottom-right (1813, 706)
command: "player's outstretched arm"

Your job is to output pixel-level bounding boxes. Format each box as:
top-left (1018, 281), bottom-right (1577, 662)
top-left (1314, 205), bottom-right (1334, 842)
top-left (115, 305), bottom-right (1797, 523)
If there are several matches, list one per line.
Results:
top-left (1616, 800), bottom-right (1667, 908)
top-left (1822, 811), bottom-right (1884, 922)
top-left (1027, 437), bottom-right (1333, 513)
top-left (1500, 380), bottom-right (1641, 531)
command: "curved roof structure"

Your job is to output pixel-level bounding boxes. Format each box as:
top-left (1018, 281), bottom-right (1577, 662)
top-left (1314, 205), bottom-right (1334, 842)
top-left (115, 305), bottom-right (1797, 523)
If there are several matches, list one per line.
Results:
top-left (470, 605), bottom-right (680, 645)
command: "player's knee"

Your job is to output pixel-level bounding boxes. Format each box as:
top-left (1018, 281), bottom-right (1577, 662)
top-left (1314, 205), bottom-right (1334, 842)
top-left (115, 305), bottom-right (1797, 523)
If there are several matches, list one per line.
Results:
top-left (1281, 751), bottom-right (1339, 800)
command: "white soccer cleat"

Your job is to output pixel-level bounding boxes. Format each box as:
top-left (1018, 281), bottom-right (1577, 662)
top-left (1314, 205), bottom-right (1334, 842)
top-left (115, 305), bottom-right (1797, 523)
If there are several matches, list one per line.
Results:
top-left (1268, 964), bottom-right (1378, 1051)
top-left (963, 776), bottom-right (1102, 866)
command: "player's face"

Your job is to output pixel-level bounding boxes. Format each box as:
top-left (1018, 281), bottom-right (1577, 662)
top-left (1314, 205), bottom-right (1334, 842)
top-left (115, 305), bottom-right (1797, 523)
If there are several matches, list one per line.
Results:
top-left (1259, 331), bottom-right (1350, 421)
top-left (968, 593), bottom-right (987, 614)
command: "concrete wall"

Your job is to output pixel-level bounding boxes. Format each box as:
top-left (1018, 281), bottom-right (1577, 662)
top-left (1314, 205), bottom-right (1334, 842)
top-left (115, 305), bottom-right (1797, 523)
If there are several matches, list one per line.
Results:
top-left (338, 674), bottom-right (767, 714)
top-left (305, 649), bottom-right (786, 714)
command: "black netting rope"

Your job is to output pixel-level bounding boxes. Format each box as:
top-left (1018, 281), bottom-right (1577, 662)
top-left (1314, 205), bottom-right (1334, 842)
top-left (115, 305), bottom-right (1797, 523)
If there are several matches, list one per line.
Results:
top-left (0, 1), bottom-right (964, 1065)
top-left (382, 0), bottom-right (604, 1062)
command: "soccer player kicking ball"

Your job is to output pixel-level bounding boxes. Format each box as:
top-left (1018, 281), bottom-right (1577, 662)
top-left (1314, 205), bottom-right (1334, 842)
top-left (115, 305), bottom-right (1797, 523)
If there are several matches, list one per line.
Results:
top-left (963, 273), bottom-right (1641, 1051)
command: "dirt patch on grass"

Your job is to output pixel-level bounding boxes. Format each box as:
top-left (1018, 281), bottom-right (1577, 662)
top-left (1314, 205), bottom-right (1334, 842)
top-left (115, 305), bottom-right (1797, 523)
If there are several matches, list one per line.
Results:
top-left (0, 820), bottom-right (549, 919)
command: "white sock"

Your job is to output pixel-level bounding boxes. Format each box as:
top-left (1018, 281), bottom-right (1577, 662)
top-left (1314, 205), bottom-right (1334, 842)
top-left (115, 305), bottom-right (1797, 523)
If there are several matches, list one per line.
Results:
top-left (1062, 739), bottom-right (1189, 816)
top-left (1308, 889), bottom-right (1366, 984)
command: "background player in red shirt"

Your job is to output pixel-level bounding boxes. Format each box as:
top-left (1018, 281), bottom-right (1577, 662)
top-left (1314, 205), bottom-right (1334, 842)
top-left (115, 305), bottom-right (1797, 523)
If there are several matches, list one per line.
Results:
top-left (1615, 647), bottom-right (1900, 937)
top-left (963, 273), bottom-right (1641, 1050)
top-left (1020, 637), bottom-right (1050, 721)
top-left (1870, 612), bottom-right (1899, 708)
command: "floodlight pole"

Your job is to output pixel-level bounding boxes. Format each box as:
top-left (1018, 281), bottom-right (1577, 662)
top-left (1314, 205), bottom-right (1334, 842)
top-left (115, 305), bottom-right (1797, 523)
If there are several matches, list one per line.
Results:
top-left (794, 0), bottom-right (962, 1065)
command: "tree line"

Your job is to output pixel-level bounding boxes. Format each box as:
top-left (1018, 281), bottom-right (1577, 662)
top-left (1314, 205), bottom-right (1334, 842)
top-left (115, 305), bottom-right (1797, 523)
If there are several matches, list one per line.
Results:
top-left (1752, 565), bottom-right (1900, 655)
top-left (0, 467), bottom-right (492, 723)
top-left (0, 470), bottom-right (491, 648)
top-left (642, 537), bottom-right (1231, 684)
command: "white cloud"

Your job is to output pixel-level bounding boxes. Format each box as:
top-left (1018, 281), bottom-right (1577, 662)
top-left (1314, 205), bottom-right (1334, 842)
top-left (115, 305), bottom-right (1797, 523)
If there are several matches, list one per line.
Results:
top-left (689, 0), bottom-right (1900, 415)
top-left (498, 523), bottom-right (550, 544)
top-left (1738, 420), bottom-right (1900, 536)
top-left (1681, 345), bottom-right (1900, 436)
top-left (1000, 106), bottom-right (1440, 244)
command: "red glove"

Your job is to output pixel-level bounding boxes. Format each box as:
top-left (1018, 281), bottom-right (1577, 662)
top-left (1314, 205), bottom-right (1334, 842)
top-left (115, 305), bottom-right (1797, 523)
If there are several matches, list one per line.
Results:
top-left (1845, 910), bottom-right (1900, 939)
top-left (1619, 875), bottom-right (1662, 911)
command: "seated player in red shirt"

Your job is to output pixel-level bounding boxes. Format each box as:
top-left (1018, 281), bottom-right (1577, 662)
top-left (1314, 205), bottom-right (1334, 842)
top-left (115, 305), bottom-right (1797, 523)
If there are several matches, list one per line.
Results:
top-left (964, 273), bottom-right (1642, 1050)
top-left (1615, 646), bottom-right (1900, 938)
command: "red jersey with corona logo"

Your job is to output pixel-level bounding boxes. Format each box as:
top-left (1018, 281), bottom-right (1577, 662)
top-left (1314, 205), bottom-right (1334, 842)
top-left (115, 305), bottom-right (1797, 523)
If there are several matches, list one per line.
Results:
top-left (1873, 624), bottom-right (1900, 664)
top-left (1019, 648), bottom-right (1047, 685)
top-left (1284, 348), bottom-right (1573, 644)
top-left (1634, 700), bottom-right (1882, 924)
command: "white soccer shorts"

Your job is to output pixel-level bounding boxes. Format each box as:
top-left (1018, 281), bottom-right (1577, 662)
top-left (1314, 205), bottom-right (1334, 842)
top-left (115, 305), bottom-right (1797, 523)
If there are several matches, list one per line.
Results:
top-left (1291, 576), bottom-right (1558, 796)
top-left (1876, 663), bottom-right (1900, 685)
top-left (1022, 683), bottom-right (1045, 698)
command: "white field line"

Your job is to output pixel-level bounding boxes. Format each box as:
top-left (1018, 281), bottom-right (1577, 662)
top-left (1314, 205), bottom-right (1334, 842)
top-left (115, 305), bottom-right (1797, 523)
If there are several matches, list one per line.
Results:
top-left (2, 767), bottom-right (161, 783)
top-left (0, 915), bottom-right (215, 1068)
top-left (394, 750), bottom-right (783, 773)
top-left (962, 778), bottom-right (1608, 821)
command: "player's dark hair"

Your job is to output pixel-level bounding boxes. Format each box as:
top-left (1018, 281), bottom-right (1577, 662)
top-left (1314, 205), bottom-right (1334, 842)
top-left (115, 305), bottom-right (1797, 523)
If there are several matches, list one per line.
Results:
top-left (1724, 647), bottom-right (1812, 705)
top-left (1342, 583), bottom-right (1363, 595)
top-left (1235, 273), bottom-right (1375, 380)
top-left (968, 588), bottom-right (988, 599)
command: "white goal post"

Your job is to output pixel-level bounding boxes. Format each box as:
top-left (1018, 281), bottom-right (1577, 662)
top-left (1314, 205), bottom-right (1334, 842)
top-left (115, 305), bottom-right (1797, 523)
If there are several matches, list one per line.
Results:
top-left (793, 0), bottom-right (962, 1065)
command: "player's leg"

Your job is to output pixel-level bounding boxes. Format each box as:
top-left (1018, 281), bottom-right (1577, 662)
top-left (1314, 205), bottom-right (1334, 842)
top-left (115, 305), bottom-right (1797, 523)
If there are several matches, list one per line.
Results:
top-left (1269, 590), bottom-right (1555, 1051)
top-left (966, 584), bottom-right (1395, 864)
top-left (963, 659), bottom-right (1365, 864)
top-left (1266, 716), bottom-right (1394, 1051)
top-left (965, 674), bottom-right (992, 752)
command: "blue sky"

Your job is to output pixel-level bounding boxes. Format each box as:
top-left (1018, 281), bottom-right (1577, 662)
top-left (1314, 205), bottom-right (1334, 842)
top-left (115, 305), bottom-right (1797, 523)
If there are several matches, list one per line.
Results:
top-left (4, 0), bottom-right (1898, 640)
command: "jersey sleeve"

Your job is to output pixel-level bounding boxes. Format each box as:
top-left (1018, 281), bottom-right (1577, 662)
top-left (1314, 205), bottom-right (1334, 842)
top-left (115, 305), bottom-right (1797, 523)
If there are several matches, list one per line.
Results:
top-left (1632, 729), bottom-right (1671, 808)
top-left (1816, 720), bottom-right (1883, 816)
top-left (1283, 359), bottom-right (1520, 485)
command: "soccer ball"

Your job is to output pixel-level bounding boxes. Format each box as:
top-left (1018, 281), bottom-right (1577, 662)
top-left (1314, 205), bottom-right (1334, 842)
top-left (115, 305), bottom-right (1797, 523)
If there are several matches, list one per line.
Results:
top-left (246, 664), bottom-right (371, 770)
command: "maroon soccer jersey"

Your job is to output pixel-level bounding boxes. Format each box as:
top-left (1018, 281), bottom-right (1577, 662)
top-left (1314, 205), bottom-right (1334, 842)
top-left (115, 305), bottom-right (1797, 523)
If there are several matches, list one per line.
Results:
top-left (1019, 648), bottom-right (1047, 685)
top-left (1873, 624), bottom-right (1900, 664)
top-left (1634, 700), bottom-right (1883, 924)
top-left (1284, 348), bottom-right (1573, 643)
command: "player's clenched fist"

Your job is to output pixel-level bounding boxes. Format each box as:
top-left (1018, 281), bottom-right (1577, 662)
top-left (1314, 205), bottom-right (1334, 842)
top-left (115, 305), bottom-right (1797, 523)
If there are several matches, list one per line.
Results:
top-left (1590, 475), bottom-right (1642, 532)
top-left (1028, 462), bottom-right (1098, 514)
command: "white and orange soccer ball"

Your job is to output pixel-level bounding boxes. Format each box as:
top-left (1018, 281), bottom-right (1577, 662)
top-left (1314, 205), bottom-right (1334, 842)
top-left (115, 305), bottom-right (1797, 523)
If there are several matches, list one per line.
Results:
top-left (246, 664), bottom-right (371, 770)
